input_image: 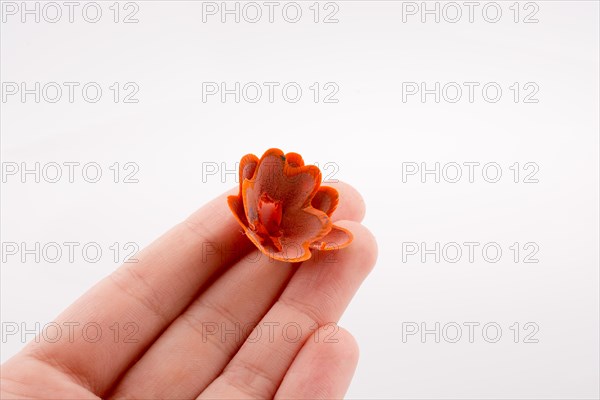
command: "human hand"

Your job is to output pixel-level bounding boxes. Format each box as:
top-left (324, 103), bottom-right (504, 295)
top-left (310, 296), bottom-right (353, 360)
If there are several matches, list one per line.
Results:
top-left (1, 182), bottom-right (377, 399)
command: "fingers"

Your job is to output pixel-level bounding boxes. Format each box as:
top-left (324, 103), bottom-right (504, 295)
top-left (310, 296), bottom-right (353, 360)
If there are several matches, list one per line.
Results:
top-left (108, 183), bottom-right (366, 399)
top-left (6, 188), bottom-right (253, 396)
top-left (274, 327), bottom-right (359, 400)
top-left (7, 181), bottom-right (364, 397)
top-left (108, 252), bottom-right (297, 399)
top-left (198, 221), bottom-right (377, 399)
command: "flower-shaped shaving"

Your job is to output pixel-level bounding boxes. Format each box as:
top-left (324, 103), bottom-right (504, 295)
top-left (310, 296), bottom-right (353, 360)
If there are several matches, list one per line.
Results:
top-left (227, 148), bottom-right (353, 262)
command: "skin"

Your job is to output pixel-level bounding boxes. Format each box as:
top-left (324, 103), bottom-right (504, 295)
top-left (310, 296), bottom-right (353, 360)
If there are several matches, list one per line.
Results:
top-left (0, 181), bottom-right (377, 400)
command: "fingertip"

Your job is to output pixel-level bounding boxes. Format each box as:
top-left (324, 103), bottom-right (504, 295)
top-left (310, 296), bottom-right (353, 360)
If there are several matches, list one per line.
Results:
top-left (324, 181), bottom-right (366, 223)
top-left (275, 325), bottom-right (360, 400)
top-left (332, 220), bottom-right (378, 273)
top-left (327, 326), bottom-right (360, 366)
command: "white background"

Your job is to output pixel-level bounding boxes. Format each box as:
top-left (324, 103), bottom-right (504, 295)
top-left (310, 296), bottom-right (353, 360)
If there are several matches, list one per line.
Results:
top-left (1, 1), bottom-right (599, 398)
